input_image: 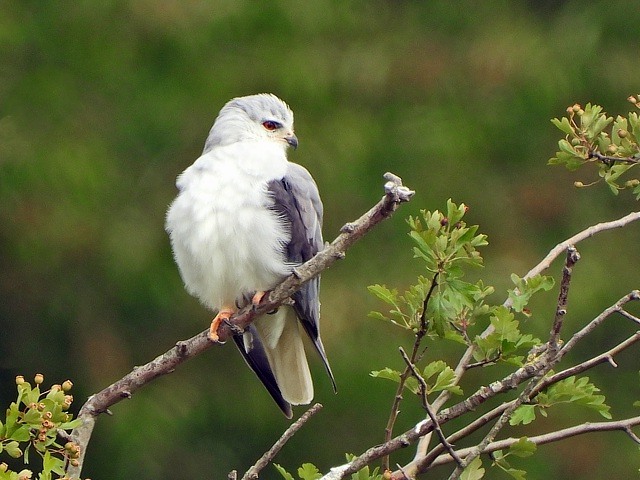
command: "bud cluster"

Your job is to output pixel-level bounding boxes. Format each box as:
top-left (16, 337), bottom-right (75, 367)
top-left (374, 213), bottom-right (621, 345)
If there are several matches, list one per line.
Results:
top-left (1, 374), bottom-right (85, 479)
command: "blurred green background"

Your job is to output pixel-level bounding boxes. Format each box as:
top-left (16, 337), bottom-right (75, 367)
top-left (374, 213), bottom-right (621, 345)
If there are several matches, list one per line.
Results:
top-left (1, 1), bottom-right (640, 478)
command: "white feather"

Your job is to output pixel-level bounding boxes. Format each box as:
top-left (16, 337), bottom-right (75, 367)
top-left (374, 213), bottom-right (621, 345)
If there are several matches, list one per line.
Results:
top-left (166, 140), bottom-right (291, 310)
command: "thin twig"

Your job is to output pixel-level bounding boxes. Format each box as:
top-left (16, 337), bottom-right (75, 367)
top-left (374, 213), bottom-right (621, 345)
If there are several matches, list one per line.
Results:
top-left (588, 150), bottom-right (640, 165)
top-left (549, 246), bottom-right (580, 350)
top-left (617, 309), bottom-right (640, 326)
top-left (242, 403), bottom-right (323, 480)
top-left (398, 347), bottom-right (464, 468)
top-left (432, 415), bottom-right (640, 467)
top-left (381, 273), bottom-right (438, 471)
top-left (66, 173), bottom-right (414, 479)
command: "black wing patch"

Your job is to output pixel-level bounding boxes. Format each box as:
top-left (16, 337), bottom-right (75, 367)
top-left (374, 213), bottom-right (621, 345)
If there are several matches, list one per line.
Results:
top-left (267, 170), bottom-right (336, 393)
top-left (232, 325), bottom-right (293, 418)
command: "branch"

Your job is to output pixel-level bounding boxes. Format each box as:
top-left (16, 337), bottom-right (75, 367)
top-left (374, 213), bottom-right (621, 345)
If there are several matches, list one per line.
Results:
top-left (406, 210), bottom-right (640, 475)
top-left (588, 150), bottom-right (640, 165)
top-left (66, 172), bottom-right (414, 479)
top-left (548, 246), bottom-right (580, 350)
top-left (241, 403), bottom-right (323, 480)
top-left (400, 348), bottom-right (464, 468)
top-left (431, 416), bottom-right (640, 467)
top-left (411, 329), bottom-right (640, 475)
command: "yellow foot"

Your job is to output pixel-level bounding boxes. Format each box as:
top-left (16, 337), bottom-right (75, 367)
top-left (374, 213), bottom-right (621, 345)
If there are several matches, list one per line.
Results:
top-left (209, 307), bottom-right (234, 342)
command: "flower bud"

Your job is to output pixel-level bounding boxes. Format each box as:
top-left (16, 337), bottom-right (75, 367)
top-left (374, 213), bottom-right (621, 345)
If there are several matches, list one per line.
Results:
top-left (628, 95), bottom-right (637, 104)
top-left (574, 181), bottom-right (585, 188)
top-left (572, 103), bottom-right (581, 112)
top-left (0, 463), bottom-right (7, 472)
top-left (34, 374), bottom-right (44, 385)
top-left (62, 380), bottom-right (73, 392)
top-left (15, 375), bottom-right (25, 385)
top-left (70, 459), bottom-right (80, 467)
top-left (607, 144), bottom-right (618, 154)
top-left (617, 129), bottom-right (629, 138)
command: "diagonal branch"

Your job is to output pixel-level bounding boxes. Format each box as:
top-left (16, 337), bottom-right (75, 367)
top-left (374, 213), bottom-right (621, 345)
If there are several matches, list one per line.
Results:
top-left (66, 172), bottom-right (414, 479)
top-left (430, 415), bottom-right (640, 467)
top-left (241, 403), bottom-right (323, 480)
top-left (398, 347), bottom-right (463, 468)
top-left (414, 329), bottom-right (640, 475)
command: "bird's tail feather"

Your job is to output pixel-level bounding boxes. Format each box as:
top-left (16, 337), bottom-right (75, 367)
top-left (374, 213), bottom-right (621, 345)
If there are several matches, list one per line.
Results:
top-left (253, 307), bottom-right (313, 405)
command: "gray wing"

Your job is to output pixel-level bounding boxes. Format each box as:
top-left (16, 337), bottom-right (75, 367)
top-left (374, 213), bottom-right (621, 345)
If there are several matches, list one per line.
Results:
top-left (267, 163), bottom-right (336, 392)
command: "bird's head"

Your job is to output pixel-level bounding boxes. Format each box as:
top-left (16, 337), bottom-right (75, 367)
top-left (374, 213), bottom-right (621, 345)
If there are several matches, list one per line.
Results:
top-left (203, 94), bottom-right (298, 153)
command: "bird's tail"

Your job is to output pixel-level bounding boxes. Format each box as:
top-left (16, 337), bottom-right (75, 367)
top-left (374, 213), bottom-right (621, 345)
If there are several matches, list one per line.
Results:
top-left (252, 306), bottom-right (313, 405)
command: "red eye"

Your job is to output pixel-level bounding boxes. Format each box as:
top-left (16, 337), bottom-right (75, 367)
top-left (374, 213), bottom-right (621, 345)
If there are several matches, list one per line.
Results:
top-left (262, 120), bottom-right (280, 131)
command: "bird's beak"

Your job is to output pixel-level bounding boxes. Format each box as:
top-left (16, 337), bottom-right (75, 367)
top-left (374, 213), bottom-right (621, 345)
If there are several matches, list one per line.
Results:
top-left (285, 133), bottom-right (298, 150)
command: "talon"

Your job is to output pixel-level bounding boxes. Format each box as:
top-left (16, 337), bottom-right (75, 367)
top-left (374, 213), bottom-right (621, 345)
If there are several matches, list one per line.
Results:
top-left (209, 307), bottom-right (234, 342)
top-left (251, 291), bottom-right (267, 306)
top-left (223, 317), bottom-right (245, 336)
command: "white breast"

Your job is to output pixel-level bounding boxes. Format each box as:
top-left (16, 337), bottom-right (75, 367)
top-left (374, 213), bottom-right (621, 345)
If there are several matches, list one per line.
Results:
top-left (165, 141), bottom-right (292, 311)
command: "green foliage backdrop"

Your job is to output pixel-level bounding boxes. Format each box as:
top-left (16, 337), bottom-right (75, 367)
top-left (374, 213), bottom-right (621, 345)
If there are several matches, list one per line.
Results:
top-left (1, 1), bottom-right (639, 478)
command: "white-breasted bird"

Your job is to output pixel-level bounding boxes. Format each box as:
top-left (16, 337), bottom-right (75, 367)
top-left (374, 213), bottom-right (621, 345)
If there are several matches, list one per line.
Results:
top-left (165, 94), bottom-right (335, 418)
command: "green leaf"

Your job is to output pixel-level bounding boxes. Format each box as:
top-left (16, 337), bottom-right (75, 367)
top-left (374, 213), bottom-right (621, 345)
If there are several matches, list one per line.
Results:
top-left (59, 418), bottom-right (83, 430)
top-left (536, 376), bottom-right (611, 419)
top-left (297, 463), bottom-right (322, 480)
top-left (551, 116), bottom-right (574, 135)
top-left (502, 467), bottom-right (528, 480)
top-left (370, 368), bottom-right (401, 383)
top-left (510, 405), bottom-right (536, 426)
top-left (461, 457), bottom-right (485, 480)
top-left (367, 284), bottom-right (399, 306)
top-left (509, 437), bottom-right (537, 458)
top-left (429, 363), bottom-right (463, 395)
top-left (5, 441), bottom-right (22, 458)
top-left (274, 464), bottom-right (296, 480)
top-left (508, 274), bottom-right (555, 313)
top-left (9, 425), bottom-right (31, 442)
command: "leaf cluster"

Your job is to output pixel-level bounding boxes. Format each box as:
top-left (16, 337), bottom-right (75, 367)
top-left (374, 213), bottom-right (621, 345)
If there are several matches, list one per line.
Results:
top-left (275, 454), bottom-right (384, 480)
top-left (368, 200), bottom-right (492, 341)
top-left (371, 360), bottom-right (462, 397)
top-left (549, 99), bottom-right (640, 196)
top-left (0, 375), bottom-right (83, 480)
top-left (511, 376), bottom-right (611, 426)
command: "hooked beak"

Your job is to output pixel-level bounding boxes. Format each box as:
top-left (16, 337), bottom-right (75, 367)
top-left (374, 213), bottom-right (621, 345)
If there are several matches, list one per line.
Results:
top-left (285, 133), bottom-right (298, 150)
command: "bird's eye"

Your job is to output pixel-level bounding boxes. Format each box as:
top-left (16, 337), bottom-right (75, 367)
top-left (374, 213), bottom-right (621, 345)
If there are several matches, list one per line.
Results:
top-left (262, 120), bottom-right (280, 131)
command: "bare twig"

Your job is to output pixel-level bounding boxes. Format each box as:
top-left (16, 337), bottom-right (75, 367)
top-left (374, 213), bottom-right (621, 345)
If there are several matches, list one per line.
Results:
top-left (241, 403), bottom-right (323, 480)
top-left (588, 150), bottom-right (640, 165)
top-left (66, 173), bottom-right (414, 479)
top-left (617, 309), bottom-right (640, 326)
top-left (398, 347), bottom-right (463, 468)
top-left (560, 291), bottom-right (640, 358)
top-left (549, 246), bottom-right (580, 350)
top-left (431, 415), bottom-right (640, 467)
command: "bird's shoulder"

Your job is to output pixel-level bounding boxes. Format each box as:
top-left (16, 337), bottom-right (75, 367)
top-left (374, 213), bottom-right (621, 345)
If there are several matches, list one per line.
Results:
top-left (176, 141), bottom-right (289, 192)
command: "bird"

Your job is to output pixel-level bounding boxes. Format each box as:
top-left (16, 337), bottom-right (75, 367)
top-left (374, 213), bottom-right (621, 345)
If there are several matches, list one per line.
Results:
top-left (165, 93), bottom-right (336, 418)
